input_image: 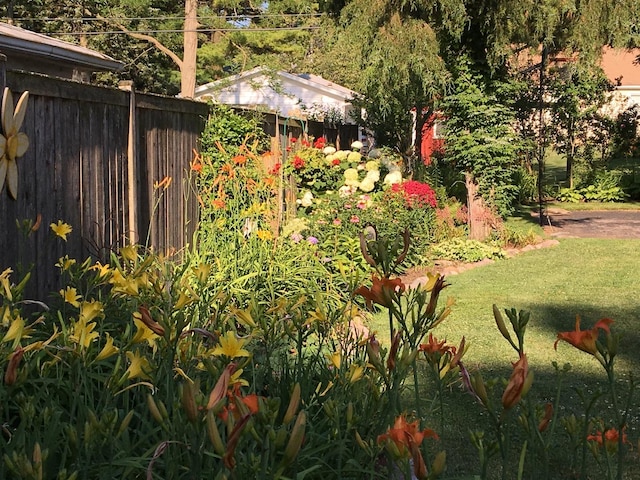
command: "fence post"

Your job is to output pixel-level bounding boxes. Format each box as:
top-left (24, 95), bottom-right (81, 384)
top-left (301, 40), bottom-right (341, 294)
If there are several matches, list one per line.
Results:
top-left (119, 80), bottom-right (138, 245)
top-left (0, 53), bottom-right (6, 91)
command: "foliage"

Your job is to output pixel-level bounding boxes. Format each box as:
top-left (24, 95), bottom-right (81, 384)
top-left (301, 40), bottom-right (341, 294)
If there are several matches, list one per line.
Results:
top-left (547, 61), bottom-right (614, 186)
top-left (429, 238), bottom-right (506, 263)
top-left (439, 60), bottom-right (525, 217)
top-left (556, 170), bottom-right (628, 203)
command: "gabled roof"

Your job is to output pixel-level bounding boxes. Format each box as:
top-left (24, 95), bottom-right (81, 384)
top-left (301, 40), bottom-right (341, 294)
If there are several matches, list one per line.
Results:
top-left (195, 66), bottom-right (358, 100)
top-left (0, 22), bottom-right (122, 72)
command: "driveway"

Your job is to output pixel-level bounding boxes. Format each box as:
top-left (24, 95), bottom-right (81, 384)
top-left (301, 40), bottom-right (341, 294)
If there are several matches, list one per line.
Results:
top-left (542, 209), bottom-right (640, 239)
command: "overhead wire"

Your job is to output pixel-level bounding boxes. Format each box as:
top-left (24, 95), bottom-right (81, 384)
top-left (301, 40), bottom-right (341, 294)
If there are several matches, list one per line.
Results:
top-left (44, 26), bottom-right (322, 35)
top-left (8, 13), bottom-right (324, 22)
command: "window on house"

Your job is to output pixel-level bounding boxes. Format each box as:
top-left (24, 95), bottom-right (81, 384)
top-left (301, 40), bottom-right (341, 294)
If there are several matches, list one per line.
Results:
top-left (433, 120), bottom-right (446, 139)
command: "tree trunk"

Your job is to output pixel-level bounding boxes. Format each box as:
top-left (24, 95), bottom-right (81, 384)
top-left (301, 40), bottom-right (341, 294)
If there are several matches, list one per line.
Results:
top-left (181, 0), bottom-right (198, 98)
top-left (466, 172), bottom-right (491, 241)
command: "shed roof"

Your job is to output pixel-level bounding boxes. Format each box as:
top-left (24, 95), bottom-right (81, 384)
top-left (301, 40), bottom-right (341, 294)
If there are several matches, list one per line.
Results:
top-left (0, 22), bottom-right (122, 72)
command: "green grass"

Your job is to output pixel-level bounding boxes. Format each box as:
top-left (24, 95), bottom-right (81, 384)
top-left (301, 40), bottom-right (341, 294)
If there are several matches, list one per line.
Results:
top-left (371, 238), bottom-right (640, 479)
top-left (545, 201), bottom-right (640, 211)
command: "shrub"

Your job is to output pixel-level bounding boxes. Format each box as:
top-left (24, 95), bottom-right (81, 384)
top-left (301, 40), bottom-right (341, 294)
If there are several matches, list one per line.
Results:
top-left (429, 238), bottom-right (505, 263)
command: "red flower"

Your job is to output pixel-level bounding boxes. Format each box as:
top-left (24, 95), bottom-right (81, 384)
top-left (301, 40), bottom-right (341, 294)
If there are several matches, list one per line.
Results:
top-left (554, 317), bottom-right (613, 356)
top-left (292, 156), bottom-right (305, 170)
top-left (301, 139), bottom-right (311, 147)
top-left (391, 181), bottom-right (437, 209)
top-left (314, 137), bottom-right (326, 149)
top-left (269, 162), bottom-right (282, 175)
top-left (331, 158), bottom-right (341, 166)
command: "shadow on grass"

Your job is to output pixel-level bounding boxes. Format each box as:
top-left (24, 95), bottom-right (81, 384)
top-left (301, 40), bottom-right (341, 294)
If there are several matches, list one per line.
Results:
top-left (415, 301), bottom-right (640, 479)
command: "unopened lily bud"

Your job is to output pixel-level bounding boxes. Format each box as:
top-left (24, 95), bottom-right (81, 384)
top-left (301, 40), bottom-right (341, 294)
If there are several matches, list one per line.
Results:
top-left (4, 347), bottom-right (24, 385)
top-left (431, 450), bottom-right (446, 477)
top-left (355, 431), bottom-right (368, 450)
top-left (283, 383), bottom-right (301, 425)
top-left (117, 410), bottom-right (135, 437)
top-left (470, 371), bottom-right (490, 407)
top-left (33, 442), bottom-right (42, 480)
top-left (147, 394), bottom-right (164, 425)
top-left (521, 371), bottom-right (534, 398)
top-left (283, 411), bottom-right (307, 465)
top-left (181, 381), bottom-right (199, 423)
top-left (206, 410), bottom-right (225, 456)
top-left (346, 402), bottom-right (353, 426)
top-left (538, 403), bottom-right (553, 432)
top-left (493, 304), bottom-right (513, 343)
top-left (387, 331), bottom-right (401, 372)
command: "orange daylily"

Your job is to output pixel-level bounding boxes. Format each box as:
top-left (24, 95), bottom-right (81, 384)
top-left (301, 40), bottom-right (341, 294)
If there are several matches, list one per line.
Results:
top-left (377, 415), bottom-right (439, 480)
top-left (554, 317), bottom-right (613, 355)
top-left (354, 275), bottom-right (405, 310)
top-left (587, 427), bottom-right (629, 452)
top-left (502, 353), bottom-right (529, 410)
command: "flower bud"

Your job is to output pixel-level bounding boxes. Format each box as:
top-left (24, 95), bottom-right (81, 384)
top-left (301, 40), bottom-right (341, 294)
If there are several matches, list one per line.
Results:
top-left (206, 410), bottom-right (225, 456)
top-left (4, 347), bottom-right (24, 385)
top-left (283, 383), bottom-right (301, 425)
top-left (283, 411), bottom-right (307, 465)
top-left (147, 394), bottom-right (164, 425)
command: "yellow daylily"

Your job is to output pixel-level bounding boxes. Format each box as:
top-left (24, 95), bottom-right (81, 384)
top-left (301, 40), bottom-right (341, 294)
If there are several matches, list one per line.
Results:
top-left (96, 333), bottom-right (119, 361)
top-left (2, 315), bottom-right (24, 344)
top-left (0, 88), bottom-right (29, 199)
top-left (212, 331), bottom-right (251, 359)
top-left (230, 367), bottom-right (250, 387)
top-left (132, 315), bottom-right (159, 349)
top-left (90, 262), bottom-right (112, 279)
top-left (69, 317), bottom-right (99, 349)
top-left (109, 269), bottom-right (139, 296)
top-left (50, 221), bottom-right (72, 241)
top-left (175, 286), bottom-right (197, 310)
top-left (327, 352), bottom-right (341, 369)
top-left (124, 350), bottom-right (151, 380)
top-left (349, 364), bottom-right (365, 384)
top-left (192, 263), bottom-right (211, 283)
top-left (79, 300), bottom-right (104, 323)
top-left (0, 267), bottom-right (13, 301)
top-left (24, 325), bottom-right (60, 353)
top-left (55, 256), bottom-right (76, 271)
top-left (60, 286), bottom-right (81, 307)
top-left (120, 245), bottom-right (138, 263)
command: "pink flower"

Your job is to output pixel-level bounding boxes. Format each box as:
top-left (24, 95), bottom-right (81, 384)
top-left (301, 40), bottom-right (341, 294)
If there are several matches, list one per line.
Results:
top-left (333, 218), bottom-right (342, 226)
top-left (350, 215), bottom-right (360, 223)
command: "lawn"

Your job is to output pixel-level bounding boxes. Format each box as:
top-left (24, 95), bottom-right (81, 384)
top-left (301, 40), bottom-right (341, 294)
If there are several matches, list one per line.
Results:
top-left (371, 238), bottom-right (640, 479)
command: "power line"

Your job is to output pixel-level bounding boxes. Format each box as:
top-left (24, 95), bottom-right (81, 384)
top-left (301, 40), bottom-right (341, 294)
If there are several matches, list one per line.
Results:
top-left (45, 26), bottom-right (322, 35)
top-left (8, 13), bottom-right (323, 22)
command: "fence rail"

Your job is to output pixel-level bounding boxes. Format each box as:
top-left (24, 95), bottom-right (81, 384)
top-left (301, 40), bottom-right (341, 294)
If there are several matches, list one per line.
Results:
top-left (0, 69), bottom-right (208, 300)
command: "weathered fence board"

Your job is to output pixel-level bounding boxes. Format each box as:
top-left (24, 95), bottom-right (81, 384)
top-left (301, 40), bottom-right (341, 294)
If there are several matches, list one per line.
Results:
top-left (0, 71), bottom-right (208, 301)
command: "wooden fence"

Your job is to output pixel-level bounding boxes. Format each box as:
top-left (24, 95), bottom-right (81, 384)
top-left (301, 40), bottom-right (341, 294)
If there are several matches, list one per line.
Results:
top-left (0, 69), bottom-right (208, 301)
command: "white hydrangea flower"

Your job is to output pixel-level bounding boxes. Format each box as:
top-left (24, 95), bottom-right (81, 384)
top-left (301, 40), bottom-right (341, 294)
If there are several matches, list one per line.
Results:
top-left (351, 140), bottom-right (364, 151)
top-left (323, 146), bottom-right (337, 155)
top-left (344, 168), bottom-right (359, 181)
top-left (298, 190), bottom-right (314, 207)
top-left (365, 160), bottom-right (380, 171)
top-left (384, 171), bottom-right (403, 185)
top-left (348, 151), bottom-right (362, 163)
top-left (359, 178), bottom-right (375, 192)
top-left (365, 169), bottom-right (380, 182)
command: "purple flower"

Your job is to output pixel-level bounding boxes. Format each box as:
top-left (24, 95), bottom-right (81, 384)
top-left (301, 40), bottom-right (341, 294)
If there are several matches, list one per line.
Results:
top-left (291, 232), bottom-right (303, 243)
top-left (307, 236), bottom-right (319, 245)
